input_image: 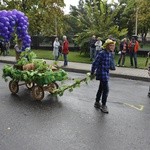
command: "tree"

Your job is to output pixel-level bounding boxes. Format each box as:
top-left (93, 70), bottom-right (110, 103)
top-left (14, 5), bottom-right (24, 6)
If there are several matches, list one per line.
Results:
top-left (120, 0), bottom-right (150, 42)
top-left (0, 0), bottom-right (65, 36)
top-left (68, 0), bottom-right (127, 53)
top-left (136, 0), bottom-right (150, 42)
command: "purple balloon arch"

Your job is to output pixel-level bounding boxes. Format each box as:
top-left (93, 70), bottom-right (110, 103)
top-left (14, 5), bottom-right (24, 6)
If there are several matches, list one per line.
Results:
top-left (0, 9), bottom-right (31, 51)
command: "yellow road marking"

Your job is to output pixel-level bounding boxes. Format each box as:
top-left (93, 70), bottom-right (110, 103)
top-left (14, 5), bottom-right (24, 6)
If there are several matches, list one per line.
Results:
top-left (124, 103), bottom-right (144, 111)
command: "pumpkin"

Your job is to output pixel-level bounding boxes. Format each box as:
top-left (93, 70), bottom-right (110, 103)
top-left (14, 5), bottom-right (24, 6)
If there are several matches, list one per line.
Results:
top-left (23, 63), bottom-right (35, 71)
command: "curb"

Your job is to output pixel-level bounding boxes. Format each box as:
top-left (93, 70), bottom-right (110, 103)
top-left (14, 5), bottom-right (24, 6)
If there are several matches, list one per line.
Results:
top-left (0, 60), bottom-right (149, 82)
top-left (61, 67), bottom-right (149, 82)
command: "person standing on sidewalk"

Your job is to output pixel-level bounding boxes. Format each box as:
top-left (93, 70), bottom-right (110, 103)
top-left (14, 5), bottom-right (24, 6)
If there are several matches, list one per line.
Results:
top-left (89, 35), bottom-right (97, 61)
top-left (128, 37), bottom-right (139, 68)
top-left (117, 38), bottom-right (128, 67)
top-left (53, 37), bottom-right (60, 61)
top-left (62, 35), bottom-right (69, 66)
top-left (108, 35), bottom-right (116, 70)
top-left (0, 41), bottom-right (6, 56)
top-left (14, 39), bottom-right (22, 61)
top-left (95, 37), bottom-right (102, 56)
top-left (5, 41), bottom-right (10, 56)
top-left (90, 39), bottom-right (116, 113)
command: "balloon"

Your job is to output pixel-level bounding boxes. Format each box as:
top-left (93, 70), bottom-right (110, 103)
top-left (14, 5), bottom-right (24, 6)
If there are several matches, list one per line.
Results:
top-left (5, 21), bottom-right (10, 26)
top-left (0, 22), bottom-right (4, 27)
top-left (0, 9), bottom-right (31, 49)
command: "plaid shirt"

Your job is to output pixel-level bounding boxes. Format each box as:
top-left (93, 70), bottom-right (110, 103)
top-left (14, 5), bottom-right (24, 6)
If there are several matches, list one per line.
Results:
top-left (91, 50), bottom-right (111, 81)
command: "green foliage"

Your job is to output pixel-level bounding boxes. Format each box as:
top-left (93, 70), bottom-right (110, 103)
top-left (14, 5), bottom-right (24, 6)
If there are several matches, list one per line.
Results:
top-left (2, 49), bottom-right (68, 85)
top-left (53, 72), bottom-right (93, 96)
top-left (68, 0), bottom-right (128, 53)
top-left (17, 48), bottom-right (37, 65)
top-left (2, 64), bottom-right (68, 85)
top-left (2, 49), bottom-right (94, 96)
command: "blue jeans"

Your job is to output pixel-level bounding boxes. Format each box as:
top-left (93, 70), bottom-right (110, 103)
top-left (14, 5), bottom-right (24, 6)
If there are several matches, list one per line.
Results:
top-left (90, 47), bottom-right (96, 60)
top-left (118, 53), bottom-right (126, 66)
top-left (63, 54), bottom-right (68, 66)
top-left (130, 52), bottom-right (137, 68)
top-left (96, 81), bottom-right (109, 106)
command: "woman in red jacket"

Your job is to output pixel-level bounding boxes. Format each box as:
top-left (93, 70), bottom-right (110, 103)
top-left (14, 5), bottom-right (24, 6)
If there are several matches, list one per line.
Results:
top-left (128, 37), bottom-right (139, 68)
top-left (62, 35), bottom-right (69, 66)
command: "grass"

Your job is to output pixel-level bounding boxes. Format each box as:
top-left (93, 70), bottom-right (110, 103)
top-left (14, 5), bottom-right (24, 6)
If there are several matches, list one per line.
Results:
top-left (8, 49), bottom-right (149, 69)
top-left (139, 43), bottom-right (150, 50)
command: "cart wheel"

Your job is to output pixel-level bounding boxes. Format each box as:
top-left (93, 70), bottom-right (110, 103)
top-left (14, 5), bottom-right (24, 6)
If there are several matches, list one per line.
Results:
top-left (32, 85), bottom-right (44, 101)
top-left (9, 80), bottom-right (19, 94)
top-left (48, 82), bottom-right (59, 94)
top-left (26, 82), bottom-right (34, 89)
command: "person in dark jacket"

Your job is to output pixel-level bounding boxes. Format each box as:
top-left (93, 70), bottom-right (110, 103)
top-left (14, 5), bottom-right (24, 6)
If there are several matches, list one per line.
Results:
top-left (89, 35), bottom-right (97, 61)
top-left (117, 38), bottom-right (128, 67)
top-left (91, 39), bottom-right (116, 113)
top-left (0, 41), bottom-right (6, 56)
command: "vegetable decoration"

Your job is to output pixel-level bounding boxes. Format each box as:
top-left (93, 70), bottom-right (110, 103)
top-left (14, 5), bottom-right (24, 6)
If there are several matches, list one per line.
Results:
top-left (2, 49), bottom-right (94, 96)
top-left (2, 48), bottom-right (68, 84)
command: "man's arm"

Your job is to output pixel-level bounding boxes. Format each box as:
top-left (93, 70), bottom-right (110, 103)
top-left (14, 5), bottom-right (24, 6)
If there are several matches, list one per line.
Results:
top-left (91, 53), bottom-right (102, 75)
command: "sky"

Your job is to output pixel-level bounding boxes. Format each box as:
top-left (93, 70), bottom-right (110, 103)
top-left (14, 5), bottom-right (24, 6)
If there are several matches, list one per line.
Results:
top-left (63, 0), bottom-right (118, 14)
top-left (63, 0), bottom-right (79, 14)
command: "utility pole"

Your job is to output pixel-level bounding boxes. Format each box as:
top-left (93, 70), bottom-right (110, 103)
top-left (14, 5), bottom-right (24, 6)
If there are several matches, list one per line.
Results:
top-left (55, 16), bottom-right (58, 36)
top-left (135, 7), bottom-right (138, 36)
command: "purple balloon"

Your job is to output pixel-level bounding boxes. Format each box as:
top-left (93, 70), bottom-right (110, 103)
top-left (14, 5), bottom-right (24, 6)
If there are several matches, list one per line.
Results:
top-left (3, 27), bottom-right (8, 32)
top-left (0, 22), bottom-right (4, 27)
top-left (5, 21), bottom-right (10, 26)
top-left (0, 9), bottom-right (31, 49)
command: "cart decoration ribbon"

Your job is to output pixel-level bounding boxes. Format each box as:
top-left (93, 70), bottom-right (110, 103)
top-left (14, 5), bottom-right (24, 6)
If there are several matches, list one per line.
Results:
top-left (52, 73), bottom-right (92, 96)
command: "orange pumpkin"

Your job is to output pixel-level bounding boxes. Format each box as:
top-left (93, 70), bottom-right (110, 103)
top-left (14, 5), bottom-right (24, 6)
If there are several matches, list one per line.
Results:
top-left (23, 63), bottom-right (35, 71)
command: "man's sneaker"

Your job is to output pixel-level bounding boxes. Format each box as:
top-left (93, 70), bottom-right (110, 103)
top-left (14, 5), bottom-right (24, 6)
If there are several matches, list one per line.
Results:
top-left (101, 105), bottom-right (109, 113)
top-left (94, 102), bottom-right (101, 109)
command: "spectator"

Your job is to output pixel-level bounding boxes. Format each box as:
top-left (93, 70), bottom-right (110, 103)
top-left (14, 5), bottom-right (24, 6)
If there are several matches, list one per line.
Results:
top-left (117, 38), bottom-right (128, 67)
top-left (14, 39), bottom-right (22, 61)
top-left (5, 41), bottom-right (10, 56)
top-left (95, 37), bottom-right (102, 56)
top-left (108, 35), bottom-right (116, 70)
top-left (91, 39), bottom-right (116, 113)
top-left (89, 35), bottom-right (97, 61)
top-left (62, 35), bottom-right (69, 66)
top-left (128, 37), bottom-right (139, 68)
top-left (53, 37), bottom-right (60, 61)
top-left (0, 41), bottom-right (6, 56)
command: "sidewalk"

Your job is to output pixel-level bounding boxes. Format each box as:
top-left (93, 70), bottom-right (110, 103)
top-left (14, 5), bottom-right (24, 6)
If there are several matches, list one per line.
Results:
top-left (0, 56), bottom-right (149, 82)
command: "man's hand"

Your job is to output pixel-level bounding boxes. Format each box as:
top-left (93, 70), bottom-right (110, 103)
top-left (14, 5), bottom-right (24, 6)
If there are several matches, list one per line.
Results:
top-left (87, 72), bottom-right (95, 80)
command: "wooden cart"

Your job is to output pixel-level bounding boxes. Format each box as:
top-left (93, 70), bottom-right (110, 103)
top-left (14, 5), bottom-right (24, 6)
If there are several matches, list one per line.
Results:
top-left (9, 80), bottom-right (59, 101)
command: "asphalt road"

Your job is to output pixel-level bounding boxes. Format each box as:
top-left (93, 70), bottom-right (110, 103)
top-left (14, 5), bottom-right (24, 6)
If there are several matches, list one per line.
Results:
top-left (0, 63), bottom-right (150, 150)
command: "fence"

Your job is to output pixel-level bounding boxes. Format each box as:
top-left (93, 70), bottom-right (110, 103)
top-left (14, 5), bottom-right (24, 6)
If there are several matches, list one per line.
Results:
top-left (31, 36), bottom-right (80, 51)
